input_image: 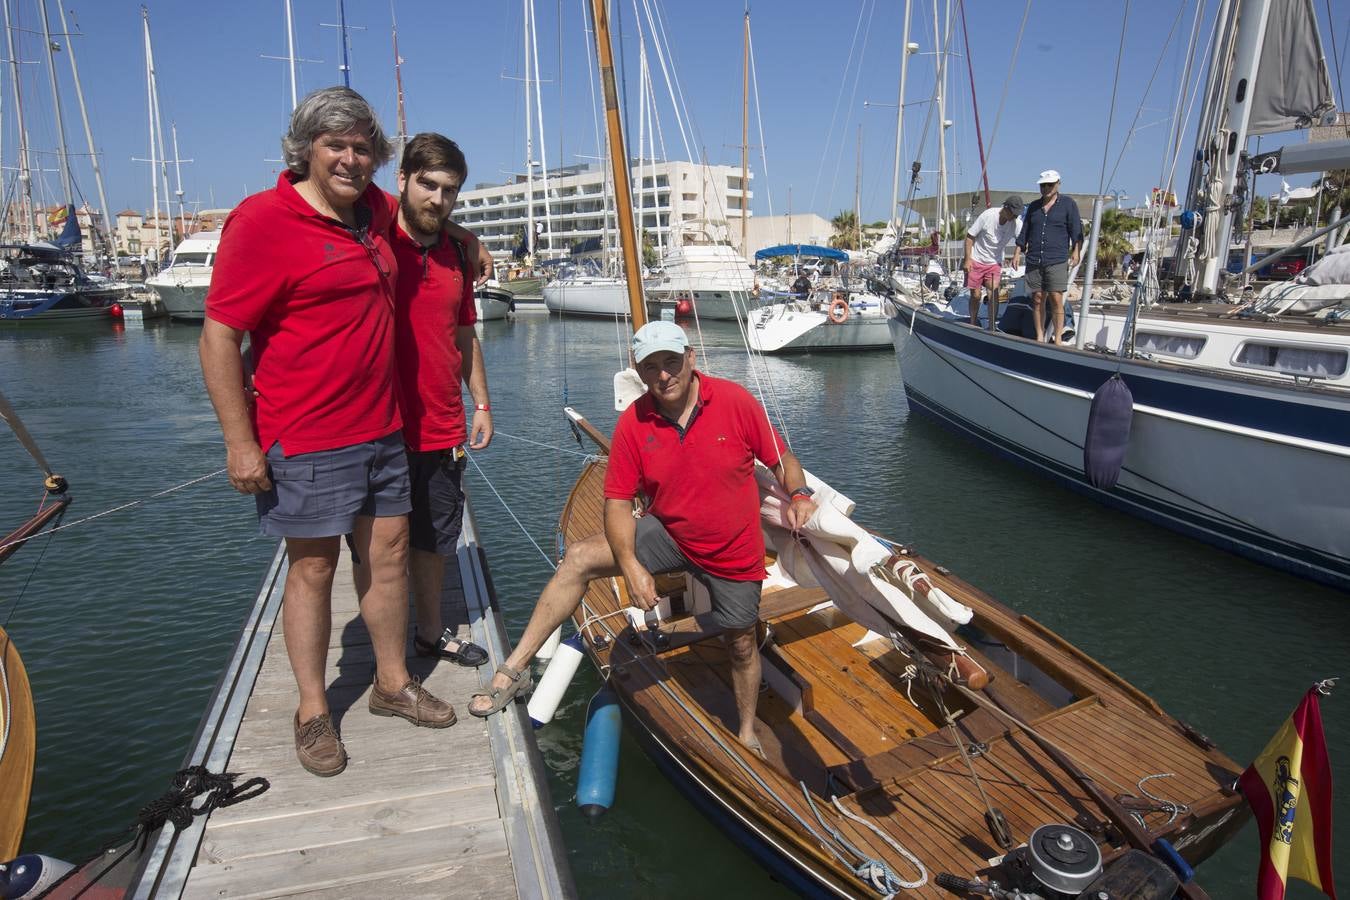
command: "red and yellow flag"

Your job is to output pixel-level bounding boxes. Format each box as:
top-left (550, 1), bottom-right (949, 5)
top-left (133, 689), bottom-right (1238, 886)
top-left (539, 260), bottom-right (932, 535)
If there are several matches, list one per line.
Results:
top-left (47, 205), bottom-right (69, 226)
top-left (1238, 684), bottom-right (1337, 900)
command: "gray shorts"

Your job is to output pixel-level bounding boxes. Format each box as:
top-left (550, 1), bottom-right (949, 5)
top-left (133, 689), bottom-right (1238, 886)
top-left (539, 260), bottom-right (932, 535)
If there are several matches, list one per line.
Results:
top-left (256, 431), bottom-right (411, 538)
top-left (1025, 261), bottom-right (1069, 293)
top-left (634, 514), bottom-right (762, 631)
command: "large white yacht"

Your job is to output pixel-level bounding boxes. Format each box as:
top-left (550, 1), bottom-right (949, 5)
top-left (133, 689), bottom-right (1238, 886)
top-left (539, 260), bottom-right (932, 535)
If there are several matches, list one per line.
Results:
top-left (146, 231), bottom-right (219, 322)
top-left (644, 222), bottom-right (757, 320)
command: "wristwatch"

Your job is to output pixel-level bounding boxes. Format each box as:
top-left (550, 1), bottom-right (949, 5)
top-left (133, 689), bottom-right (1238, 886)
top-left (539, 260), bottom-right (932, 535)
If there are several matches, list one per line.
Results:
top-left (789, 486), bottom-right (815, 501)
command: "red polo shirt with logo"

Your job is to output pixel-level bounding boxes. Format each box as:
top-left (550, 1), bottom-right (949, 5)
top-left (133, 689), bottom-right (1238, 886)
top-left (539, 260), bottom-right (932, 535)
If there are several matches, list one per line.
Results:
top-left (384, 192), bottom-right (478, 452)
top-left (206, 172), bottom-right (400, 456)
top-left (604, 372), bottom-right (786, 580)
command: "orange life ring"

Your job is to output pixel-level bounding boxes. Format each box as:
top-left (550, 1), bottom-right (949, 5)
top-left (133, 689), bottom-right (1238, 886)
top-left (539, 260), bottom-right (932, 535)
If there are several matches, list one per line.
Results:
top-left (828, 297), bottom-right (850, 324)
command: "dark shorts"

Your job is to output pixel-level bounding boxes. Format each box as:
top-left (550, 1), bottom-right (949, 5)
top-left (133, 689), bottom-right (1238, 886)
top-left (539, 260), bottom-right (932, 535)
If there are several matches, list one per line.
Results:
top-left (407, 447), bottom-right (466, 556)
top-left (634, 515), bottom-right (762, 631)
top-left (256, 431), bottom-right (411, 539)
top-left (1025, 261), bottom-right (1069, 294)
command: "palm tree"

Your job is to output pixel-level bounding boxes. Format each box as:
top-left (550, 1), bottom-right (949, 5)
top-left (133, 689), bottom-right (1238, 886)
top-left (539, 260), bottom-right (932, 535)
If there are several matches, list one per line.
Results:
top-left (829, 210), bottom-right (859, 250)
top-left (1094, 209), bottom-right (1142, 275)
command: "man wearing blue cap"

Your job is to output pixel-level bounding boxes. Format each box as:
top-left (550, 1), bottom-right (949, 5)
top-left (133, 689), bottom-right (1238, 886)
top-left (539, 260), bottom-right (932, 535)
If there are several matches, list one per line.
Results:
top-left (468, 322), bottom-right (813, 754)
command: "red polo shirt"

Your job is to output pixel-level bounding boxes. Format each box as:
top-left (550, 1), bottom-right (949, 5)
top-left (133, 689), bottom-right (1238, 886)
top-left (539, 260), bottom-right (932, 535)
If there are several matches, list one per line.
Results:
top-left (604, 373), bottom-right (785, 581)
top-left (206, 172), bottom-right (400, 456)
top-left (384, 192), bottom-right (478, 452)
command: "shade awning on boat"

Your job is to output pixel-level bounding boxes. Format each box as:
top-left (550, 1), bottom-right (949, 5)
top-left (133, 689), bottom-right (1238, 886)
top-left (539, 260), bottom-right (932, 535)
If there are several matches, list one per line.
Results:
top-left (754, 244), bottom-right (849, 262)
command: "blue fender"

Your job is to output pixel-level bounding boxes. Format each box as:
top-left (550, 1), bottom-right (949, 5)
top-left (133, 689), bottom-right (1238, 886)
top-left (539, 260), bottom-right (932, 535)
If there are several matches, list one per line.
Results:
top-left (576, 687), bottom-right (622, 818)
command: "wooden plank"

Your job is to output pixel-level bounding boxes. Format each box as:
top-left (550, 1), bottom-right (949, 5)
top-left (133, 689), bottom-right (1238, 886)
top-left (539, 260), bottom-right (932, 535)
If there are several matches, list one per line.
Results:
top-left (199, 787), bottom-right (504, 863)
top-left (183, 821), bottom-right (510, 899)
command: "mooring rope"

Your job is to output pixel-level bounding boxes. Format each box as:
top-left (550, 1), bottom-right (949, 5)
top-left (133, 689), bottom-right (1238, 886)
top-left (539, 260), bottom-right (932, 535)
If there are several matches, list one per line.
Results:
top-left (0, 468), bottom-right (226, 556)
top-left (465, 452), bottom-right (558, 571)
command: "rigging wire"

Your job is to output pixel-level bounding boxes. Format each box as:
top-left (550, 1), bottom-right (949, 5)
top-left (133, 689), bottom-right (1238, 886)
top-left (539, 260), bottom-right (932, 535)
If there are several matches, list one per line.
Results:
top-left (1104, 0), bottom-right (1189, 193)
top-left (809, 0), bottom-right (874, 213)
top-left (466, 452), bottom-right (562, 572)
top-left (0, 468), bottom-right (224, 557)
top-left (1097, 0), bottom-right (1132, 196)
top-left (971, 0), bottom-right (1030, 193)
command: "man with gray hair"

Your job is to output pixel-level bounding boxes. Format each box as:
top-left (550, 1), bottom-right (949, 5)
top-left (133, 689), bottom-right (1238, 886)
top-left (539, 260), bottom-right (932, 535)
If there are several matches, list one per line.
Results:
top-left (200, 86), bottom-right (455, 779)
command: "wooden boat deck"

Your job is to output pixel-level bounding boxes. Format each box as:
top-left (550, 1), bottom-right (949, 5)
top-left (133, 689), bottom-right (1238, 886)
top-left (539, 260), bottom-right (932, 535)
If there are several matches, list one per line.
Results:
top-left (562, 458), bottom-right (1247, 898)
top-left (131, 498), bottom-right (572, 899)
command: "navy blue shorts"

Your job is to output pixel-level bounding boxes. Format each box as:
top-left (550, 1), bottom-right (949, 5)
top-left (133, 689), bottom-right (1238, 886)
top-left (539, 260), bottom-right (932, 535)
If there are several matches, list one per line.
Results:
top-left (407, 447), bottom-right (466, 556)
top-left (634, 514), bottom-right (762, 631)
top-left (256, 431), bottom-right (411, 539)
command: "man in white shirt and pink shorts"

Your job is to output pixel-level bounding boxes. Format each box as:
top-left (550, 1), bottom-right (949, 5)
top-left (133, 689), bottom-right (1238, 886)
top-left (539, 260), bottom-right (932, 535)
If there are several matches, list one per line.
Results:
top-left (962, 196), bottom-right (1024, 327)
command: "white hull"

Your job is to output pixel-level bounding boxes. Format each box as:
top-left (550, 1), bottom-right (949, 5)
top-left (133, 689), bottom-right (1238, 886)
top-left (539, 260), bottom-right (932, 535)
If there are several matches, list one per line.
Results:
top-left (475, 286), bottom-right (513, 321)
top-left (747, 296), bottom-right (893, 353)
top-left (542, 278), bottom-right (630, 317)
top-left (889, 305), bottom-right (1350, 590)
top-left (148, 279), bottom-right (209, 321)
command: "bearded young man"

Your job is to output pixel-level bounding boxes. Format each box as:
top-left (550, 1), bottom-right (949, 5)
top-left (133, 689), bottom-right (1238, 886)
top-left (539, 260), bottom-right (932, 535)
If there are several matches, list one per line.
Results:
top-left (351, 133), bottom-right (494, 670)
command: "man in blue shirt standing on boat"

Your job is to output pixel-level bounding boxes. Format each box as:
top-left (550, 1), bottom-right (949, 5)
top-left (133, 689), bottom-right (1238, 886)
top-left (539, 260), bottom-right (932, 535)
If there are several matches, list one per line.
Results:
top-left (1016, 170), bottom-right (1083, 345)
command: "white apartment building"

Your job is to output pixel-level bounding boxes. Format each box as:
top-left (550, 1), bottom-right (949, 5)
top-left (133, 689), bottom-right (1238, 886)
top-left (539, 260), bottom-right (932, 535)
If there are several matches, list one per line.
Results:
top-left (456, 160), bottom-right (751, 262)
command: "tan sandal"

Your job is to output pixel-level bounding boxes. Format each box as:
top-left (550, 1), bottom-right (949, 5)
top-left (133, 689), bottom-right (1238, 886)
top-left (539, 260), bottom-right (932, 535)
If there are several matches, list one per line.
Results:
top-left (469, 663), bottom-right (533, 717)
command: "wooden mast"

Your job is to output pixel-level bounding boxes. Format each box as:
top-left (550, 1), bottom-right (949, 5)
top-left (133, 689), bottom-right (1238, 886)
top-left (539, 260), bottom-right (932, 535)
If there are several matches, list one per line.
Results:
top-left (589, 0), bottom-right (646, 327)
top-left (741, 8), bottom-right (749, 257)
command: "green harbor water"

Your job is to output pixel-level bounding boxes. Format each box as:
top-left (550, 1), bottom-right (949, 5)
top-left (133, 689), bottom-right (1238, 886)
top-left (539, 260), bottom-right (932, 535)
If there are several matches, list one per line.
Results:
top-left (1, 315), bottom-right (1346, 898)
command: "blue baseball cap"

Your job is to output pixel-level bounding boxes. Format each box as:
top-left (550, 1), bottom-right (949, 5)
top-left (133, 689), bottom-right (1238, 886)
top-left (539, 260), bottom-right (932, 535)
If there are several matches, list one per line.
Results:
top-left (631, 321), bottom-right (689, 363)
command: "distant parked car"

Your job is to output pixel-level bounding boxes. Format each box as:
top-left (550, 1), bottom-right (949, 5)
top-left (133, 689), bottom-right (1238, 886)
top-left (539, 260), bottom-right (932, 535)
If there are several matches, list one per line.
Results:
top-left (1269, 257), bottom-right (1306, 278)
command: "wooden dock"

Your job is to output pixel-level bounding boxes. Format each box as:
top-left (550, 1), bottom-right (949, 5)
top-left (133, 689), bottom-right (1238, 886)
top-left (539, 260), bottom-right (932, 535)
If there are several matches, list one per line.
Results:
top-left (130, 497), bottom-right (572, 899)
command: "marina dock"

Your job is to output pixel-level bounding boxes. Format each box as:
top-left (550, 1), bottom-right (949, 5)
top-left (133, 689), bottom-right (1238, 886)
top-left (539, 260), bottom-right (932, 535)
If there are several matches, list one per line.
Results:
top-left (131, 497), bottom-right (572, 899)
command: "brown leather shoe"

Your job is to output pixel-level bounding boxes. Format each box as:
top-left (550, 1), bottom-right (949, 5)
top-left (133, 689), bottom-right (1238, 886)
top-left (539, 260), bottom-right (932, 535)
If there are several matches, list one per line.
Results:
top-left (369, 677), bottom-right (456, 728)
top-left (294, 712), bottom-right (347, 777)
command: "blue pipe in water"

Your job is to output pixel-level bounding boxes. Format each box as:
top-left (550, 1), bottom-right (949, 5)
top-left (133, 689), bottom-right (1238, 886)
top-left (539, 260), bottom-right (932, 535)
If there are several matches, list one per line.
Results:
top-left (576, 686), bottom-right (621, 818)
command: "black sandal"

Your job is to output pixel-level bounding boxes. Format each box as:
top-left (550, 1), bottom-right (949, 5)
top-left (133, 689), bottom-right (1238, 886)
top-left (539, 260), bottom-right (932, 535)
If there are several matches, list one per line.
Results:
top-left (414, 628), bottom-right (489, 668)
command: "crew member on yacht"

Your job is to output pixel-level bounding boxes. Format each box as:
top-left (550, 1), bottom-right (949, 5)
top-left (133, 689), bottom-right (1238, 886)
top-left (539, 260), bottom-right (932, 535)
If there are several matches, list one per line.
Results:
top-left (963, 196), bottom-right (1023, 326)
top-left (467, 322), bottom-right (816, 756)
top-left (1016, 170), bottom-right (1083, 345)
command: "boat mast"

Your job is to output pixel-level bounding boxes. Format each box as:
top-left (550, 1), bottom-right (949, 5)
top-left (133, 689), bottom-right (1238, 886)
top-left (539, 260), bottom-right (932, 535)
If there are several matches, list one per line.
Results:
top-left (390, 3), bottom-right (407, 163)
top-left (527, 0), bottom-right (552, 258)
top-left (889, 0), bottom-right (914, 236)
top-left (854, 123), bottom-right (862, 250)
top-left (55, 4), bottom-right (113, 257)
top-left (337, 0), bottom-right (351, 86)
top-left (170, 123), bottom-right (188, 237)
top-left (589, 0), bottom-right (645, 327)
top-left (933, 0), bottom-right (948, 257)
top-left (1199, 0), bottom-right (1274, 296)
top-left (141, 7), bottom-right (159, 259)
top-left (740, 7), bottom-right (749, 256)
top-left (4, 0), bottom-right (37, 241)
top-left (522, 0), bottom-right (535, 263)
top-left (36, 0), bottom-right (73, 209)
top-left (285, 0), bottom-right (297, 109)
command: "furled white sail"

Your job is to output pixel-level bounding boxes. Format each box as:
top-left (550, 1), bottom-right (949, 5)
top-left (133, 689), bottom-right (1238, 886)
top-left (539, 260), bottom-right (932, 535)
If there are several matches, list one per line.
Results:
top-left (1248, 0), bottom-right (1336, 135)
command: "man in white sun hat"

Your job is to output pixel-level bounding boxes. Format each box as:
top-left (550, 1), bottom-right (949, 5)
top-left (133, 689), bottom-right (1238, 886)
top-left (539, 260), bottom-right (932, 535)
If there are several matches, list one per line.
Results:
top-left (1016, 170), bottom-right (1083, 345)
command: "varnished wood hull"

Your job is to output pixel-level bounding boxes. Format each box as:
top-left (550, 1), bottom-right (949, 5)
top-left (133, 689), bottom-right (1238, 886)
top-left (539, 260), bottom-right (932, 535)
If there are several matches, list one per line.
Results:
top-left (561, 457), bottom-right (1249, 897)
top-left (0, 625), bottom-right (36, 860)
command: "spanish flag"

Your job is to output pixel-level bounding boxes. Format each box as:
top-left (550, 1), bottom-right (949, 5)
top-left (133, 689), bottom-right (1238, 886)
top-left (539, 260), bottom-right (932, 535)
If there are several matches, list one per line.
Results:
top-left (1238, 683), bottom-right (1337, 900)
top-left (47, 204), bottom-right (69, 226)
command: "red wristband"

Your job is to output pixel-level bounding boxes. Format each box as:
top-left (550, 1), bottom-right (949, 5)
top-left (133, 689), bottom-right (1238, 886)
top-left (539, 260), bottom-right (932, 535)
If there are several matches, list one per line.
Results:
top-left (475, 403), bottom-right (491, 412)
top-left (790, 494), bottom-right (813, 503)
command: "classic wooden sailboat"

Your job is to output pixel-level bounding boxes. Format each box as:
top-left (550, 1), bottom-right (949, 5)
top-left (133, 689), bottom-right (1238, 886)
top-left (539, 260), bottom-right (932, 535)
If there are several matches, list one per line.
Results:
top-left (549, 3), bottom-right (1250, 897)
top-left (0, 388), bottom-right (72, 861)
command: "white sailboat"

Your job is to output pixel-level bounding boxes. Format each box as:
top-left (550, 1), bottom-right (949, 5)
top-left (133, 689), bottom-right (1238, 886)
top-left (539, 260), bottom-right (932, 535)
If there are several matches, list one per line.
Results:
top-left (889, 0), bottom-right (1350, 591)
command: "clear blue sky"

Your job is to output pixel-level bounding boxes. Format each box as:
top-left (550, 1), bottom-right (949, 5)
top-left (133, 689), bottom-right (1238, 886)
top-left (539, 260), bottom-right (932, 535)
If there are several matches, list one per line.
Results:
top-left (8, 0), bottom-right (1345, 225)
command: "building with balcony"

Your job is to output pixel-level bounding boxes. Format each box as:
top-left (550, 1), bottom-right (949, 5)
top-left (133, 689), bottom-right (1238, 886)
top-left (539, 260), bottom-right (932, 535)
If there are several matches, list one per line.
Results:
top-left (456, 160), bottom-right (752, 262)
